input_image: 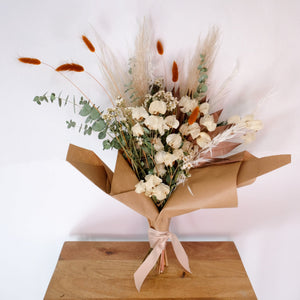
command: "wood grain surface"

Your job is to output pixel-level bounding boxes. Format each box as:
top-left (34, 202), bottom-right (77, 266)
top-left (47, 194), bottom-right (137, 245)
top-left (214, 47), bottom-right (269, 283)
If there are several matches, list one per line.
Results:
top-left (44, 241), bottom-right (257, 300)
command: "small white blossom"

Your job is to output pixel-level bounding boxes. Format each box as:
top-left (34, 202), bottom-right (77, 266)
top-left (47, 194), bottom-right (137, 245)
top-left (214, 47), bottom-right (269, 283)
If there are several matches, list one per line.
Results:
top-left (188, 123), bottom-right (201, 139)
top-left (131, 106), bottom-right (149, 121)
top-left (152, 137), bottom-right (164, 151)
top-left (182, 140), bottom-right (193, 152)
top-left (155, 150), bottom-right (167, 164)
top-left (178, 96), bottom-right (198, 113)
top-left (154, 163), bottom-right (167, 177)
top-left (144, 115), bottom-right (168, 135)
top-left (144, 174), bottom-right (162, 188)
top-left (164, 115), bottom-right (179, 129)
top-left (149, 100), bottom-right (167, 115)
top-left (199, 102), bottom-right (210, 114)
top-left (179, 123), bottom-right (189, 136)
top-left (196, 132), bottom-right (211, 148)
top-left (173, 149), bottom-right (184, 160)
top-left (242, 132), bottom-right (256, 144)
top-left (163, 152), bottom-right (178, 167)
top-left (166, 133), bottom-right (182, 149)
top-left (132, 123), bottom-right (144, 137)
top-left (200, 114), bottom-right (217, 132)
top-left (116, 97), bottom-right (125, 107)
top-left (152, 183), bottom-right (170, 201)
top-left (135, 181), bottom-right (146, 193)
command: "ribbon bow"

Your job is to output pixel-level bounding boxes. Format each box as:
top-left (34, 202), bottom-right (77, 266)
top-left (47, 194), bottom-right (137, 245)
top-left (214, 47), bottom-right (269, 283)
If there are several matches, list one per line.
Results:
top-left (134, 228), bottom-right (191, 291)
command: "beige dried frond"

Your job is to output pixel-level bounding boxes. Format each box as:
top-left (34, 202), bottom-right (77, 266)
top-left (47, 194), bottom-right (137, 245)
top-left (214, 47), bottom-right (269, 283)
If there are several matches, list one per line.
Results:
top-left (91, 28), bottom-right (130, 105)
top-left (181, 27), bottom-right (220, 97)
top-left (130, 19), bottom-right (154, 105)
top-left (208, 62), bottom-right (239, 112)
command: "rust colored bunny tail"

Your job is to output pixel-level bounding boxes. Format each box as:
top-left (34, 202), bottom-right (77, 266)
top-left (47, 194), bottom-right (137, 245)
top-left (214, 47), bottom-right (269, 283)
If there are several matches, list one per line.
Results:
top-left (156, 40), bottom-right (164, 55)
top-left (188, 106), bottom-right (200, 125)
top-left (172, 61), bottom-right (178, 83)
top-left (56, 63), bottom-right (84, 72)
top-left (18, 57), bottom-right (41, 65)
top-left (82, 35), bottom-right (95, 52)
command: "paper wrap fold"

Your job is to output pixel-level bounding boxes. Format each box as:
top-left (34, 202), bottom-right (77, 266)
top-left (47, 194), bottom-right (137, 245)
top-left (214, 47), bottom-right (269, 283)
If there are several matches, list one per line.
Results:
top-left (66, 144), bottom-right (290, 232)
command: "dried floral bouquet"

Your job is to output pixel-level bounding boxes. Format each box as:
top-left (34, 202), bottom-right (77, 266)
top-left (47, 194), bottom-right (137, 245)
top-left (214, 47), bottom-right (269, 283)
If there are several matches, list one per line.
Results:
top-left (19, 21), bottom-right (290, 291)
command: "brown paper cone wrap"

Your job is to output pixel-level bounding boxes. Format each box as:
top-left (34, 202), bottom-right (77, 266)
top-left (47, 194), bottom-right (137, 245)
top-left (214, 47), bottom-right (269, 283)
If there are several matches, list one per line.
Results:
top-left (66, 144), bottom-right (291, 231)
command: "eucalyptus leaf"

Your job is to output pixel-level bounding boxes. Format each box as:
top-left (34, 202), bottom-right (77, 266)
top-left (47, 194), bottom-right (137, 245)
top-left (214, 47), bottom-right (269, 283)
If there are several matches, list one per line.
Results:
top-left (92, 118), bottom-right (106, 132)
top-left (79, 103), bottom-right (92, 116)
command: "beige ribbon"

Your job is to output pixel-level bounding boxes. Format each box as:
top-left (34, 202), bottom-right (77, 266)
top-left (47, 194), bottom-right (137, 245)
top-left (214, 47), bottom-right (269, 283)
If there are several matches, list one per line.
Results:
top-left (134, 228), bottom-right (191, 291)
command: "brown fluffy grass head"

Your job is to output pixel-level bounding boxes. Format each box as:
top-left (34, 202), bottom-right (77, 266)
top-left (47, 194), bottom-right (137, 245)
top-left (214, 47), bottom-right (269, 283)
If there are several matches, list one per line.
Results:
top-left (18, 57), bottom-right (41, 65)
top-left (82, 35), bottom-right (95, 52)
top-left (156, 40), bottom-right (164, 55)
top-left (56, 63), bottom-right (84, 72)
top-left (172, 61), bottom-right (178, 82)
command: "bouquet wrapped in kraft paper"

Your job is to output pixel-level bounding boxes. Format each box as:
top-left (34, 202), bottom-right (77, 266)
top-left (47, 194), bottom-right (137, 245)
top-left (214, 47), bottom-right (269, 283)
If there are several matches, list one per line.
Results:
top-left (66, 143), bottom-right (290, 290)
top-left (19, 19), bottom-right (292, 291)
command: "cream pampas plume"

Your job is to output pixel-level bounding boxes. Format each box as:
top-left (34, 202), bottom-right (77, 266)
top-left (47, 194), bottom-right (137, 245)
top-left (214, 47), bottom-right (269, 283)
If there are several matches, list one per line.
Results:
top-left (182, 27), bottom-right (220, 97)
top-left (129, 18), bottom-right (154, 105)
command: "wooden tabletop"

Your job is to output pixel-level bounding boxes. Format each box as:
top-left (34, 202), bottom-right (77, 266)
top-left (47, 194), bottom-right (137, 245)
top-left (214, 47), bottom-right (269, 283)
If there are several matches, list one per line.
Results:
top-left (44, 241), bottom-right (257, 300)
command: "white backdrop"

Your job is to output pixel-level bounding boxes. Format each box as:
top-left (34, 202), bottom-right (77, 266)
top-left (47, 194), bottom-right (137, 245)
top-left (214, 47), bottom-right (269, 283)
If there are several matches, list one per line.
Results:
top-left (0, 0), bottom-right (299, 299)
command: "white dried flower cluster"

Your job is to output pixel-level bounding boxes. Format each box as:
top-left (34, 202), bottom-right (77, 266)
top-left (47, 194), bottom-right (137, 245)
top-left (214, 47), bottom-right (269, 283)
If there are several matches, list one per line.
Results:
top-left (135, 174), bottom-right (170, 201)
top-left (145, 91), bottom-right (178, 112)
top-left (178, 96), bottom-right (198, 113)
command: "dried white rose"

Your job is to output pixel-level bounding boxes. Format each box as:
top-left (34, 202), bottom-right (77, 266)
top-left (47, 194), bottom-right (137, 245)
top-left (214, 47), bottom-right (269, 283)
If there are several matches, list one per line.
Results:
top-left (149, 100), bottom-right (167, 115)
top-left (188, 123), bottom-right (201, 139)
top-left (242, 132), bottom-right (256, 144)
top-left (154, 163), bottom-right (167, 177)
top-left (179, 123), bottom-right (189, 136)
top-left (199, 102), bottom-right (210, 115)
top-left (144, 115), bottom-right (168, 135)
top-left (164, 115), bottom-right (179, 129)
top-left (163, 152), bottom-right (178, 167)
top-left (131, 106), bottom-right (149, 121)
top-left (245, 120), bottom-right (263, 131)
top-left (182, 140), bottom-right (193, 152)
top-left (200, 115), bottom-right (217, 132)
top-left (132, 123), bottom-right (144, 137)
top-left (173, 149), bottom-right (184, 160)
top-left (196, 132), bottom-right (211, 148)
top-left (135, 181), bottom-right (146, 193)
top-left (152, 183), bottom-right (170, 201)
top-left (228, 115), bottom-right (241, 124)
top-left (166, 133), bottom-right (182, 149)
top-left (178, 96), bottom-right (198, 113)
top-left (155, 150), bottom-right (167, 164)
top-left (152, 137), bottom-right (164, 151)
top-left (145, 174), bottom-right (162, 188)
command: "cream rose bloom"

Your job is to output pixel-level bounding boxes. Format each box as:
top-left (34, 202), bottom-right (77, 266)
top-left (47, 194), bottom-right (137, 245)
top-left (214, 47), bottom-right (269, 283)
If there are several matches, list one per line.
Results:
top-left (154, 163), bottom-right (167, 177)
top-left (196, 132), bottom-right (211, 148)
top-left (155, 150), bottom-right (167, 164)
top-left (188, 123), bottom-right (201, 139)
top-left (163, 152), bottom-right (178, 167)
top-left (152, 183), bottom-right (170, 201)
top-left (242, 132), bottom-right (256, 144)
top-left (144, 115), bottom-right (168, 135)
top-left (149, 100), bottom-right (167, 115)
top-left (173, 149), bottom-right (184, 160)
top-left (179, 123), bottom-right (189, 136)
top-left (166, 133), bottom-right (182, 149)
top-left (131, 106), bottom-right (149, 121)
top-left (182, 140), bottom-right (193, 152)
top-left (178, 96), bottom-right (198, 113)
top-left (199, 102), bottom-right (210, 115)
top-left (164, 115), bottom-right (179, 129)
top-left (135, 181), bottom-right (146, 193)
top-left (132, 123), bottom-right (144, 137)
top-left (152, 137), bottom-right (164, 151)
top-left (200, 115), bottom-right (217, 132)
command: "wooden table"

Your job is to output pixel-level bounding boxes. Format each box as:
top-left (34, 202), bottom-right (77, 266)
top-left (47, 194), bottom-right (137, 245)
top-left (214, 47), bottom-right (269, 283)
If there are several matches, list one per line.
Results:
top-left (44, 241), bottom-right (257, 299)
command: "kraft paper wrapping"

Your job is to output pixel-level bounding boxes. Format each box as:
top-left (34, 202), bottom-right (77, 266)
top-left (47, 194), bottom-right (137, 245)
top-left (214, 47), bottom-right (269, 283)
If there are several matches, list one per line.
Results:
top-left (66, 144), bottom-right (291, 231)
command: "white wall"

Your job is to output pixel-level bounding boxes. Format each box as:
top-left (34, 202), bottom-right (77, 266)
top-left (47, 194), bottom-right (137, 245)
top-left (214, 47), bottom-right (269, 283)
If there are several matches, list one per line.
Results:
top-left (0, 0), bottom-right (299, 299)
